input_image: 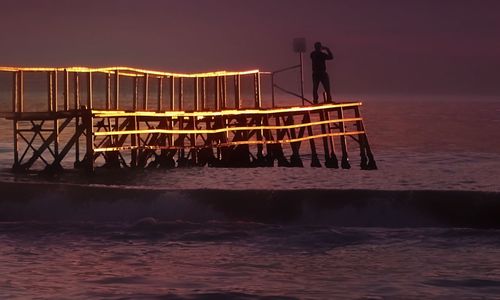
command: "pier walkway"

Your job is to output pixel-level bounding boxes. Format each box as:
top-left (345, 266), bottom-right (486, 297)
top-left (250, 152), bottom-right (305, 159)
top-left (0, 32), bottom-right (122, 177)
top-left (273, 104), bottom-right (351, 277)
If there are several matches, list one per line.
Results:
top-left (0, 66), bottom-right (376, 172)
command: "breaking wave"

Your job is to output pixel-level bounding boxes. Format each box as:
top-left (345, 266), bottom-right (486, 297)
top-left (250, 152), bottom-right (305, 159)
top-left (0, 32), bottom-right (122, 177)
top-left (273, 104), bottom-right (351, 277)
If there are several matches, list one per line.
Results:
top-left (0, 181), bottom-right (499, 227)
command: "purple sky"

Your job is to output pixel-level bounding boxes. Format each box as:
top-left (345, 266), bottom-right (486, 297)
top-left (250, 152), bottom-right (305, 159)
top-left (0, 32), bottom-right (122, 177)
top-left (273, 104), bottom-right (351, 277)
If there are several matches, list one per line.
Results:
top-left (1, 0), bottom-right (499, 95)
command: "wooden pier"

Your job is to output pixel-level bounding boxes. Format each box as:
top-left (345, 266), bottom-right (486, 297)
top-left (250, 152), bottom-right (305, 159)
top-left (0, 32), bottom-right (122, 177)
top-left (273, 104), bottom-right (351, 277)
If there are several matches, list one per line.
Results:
top-left (0, 66), bottom-right (376, 173)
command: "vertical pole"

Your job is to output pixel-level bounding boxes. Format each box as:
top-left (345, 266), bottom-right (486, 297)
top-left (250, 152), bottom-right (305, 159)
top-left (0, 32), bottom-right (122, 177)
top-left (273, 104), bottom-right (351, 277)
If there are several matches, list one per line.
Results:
top-left (74, 73), bottom-right (80, 109)
top-left (254, 72), bottom-right (261, 108)
top-left (234, 75), bottom-right (240, 109)
top-left (214, 77), bottom-right (220, 110)
top-left (106, 73), bottom-right (111, 110)
top-left (178, 77), bottom-right (184, 111)
top-left (74, 73), bottom-right (80, 164)
top-left (157, 76), bottom-right (163, 111)
top-left (12, 72), bottom-right (19, 167)
top-left (48, 71), bottom-right (53, 111)
top-left (131, 116), bottom-right (138, 167)
top-left (271, 73), bottom-right (275, 108)
top-left (12, 72), bottom-right (18, 113)
top-left (221, 76), bottom-right (227, 109)
top-left (64, 69), bottom-right (69, 111)
top-left (354, 106), bottom-right (377, 170)
top-left (193, 77), bottom-right (199, 111)
top-left (143, 73), bottom-right (149, 110)
top-left (87, 72), bottom-right (93, 109)
top-left (133, 77), bottom-right (138, 111)
top-left (114, 70), bottom-right (120, 110)
top-left (83, 108), bottom-right (94, 173)
top-left (169, 76), bottom-right (175, 111)
top-left (299, 52), bottom-right (305, 106)
top-left (53, 71), bottom-right (58, 111)
top-left (337, 107), bottom-right (350, 169)
top-left (17, 71), bottom-right (24, 113)
top-left (53, 71), bottom-right (59, 158)
top-left (201, 78), bottom-right (206, 110)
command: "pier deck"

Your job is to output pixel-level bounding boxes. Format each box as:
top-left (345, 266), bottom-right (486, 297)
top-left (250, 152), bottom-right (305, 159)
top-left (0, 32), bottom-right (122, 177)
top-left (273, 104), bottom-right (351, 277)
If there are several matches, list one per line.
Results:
top-left (0, 66), bottom-right (376, 172)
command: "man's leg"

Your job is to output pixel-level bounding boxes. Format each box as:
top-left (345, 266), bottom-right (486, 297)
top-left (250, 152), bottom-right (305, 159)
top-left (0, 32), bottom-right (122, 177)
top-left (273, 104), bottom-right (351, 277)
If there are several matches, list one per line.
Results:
top-left (321, 73), bottom-right (333, 102)
top-left (312, 74), bottom-right (320, 104)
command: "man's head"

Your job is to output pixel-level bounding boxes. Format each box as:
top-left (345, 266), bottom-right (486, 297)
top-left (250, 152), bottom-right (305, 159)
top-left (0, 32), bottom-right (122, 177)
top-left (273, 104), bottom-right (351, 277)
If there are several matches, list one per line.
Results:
top-left (314, 42), bottom-right (322, 51)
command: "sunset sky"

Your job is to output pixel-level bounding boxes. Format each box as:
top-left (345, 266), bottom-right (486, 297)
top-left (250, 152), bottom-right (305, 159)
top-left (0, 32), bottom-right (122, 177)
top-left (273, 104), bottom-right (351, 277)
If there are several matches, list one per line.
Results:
top-left (0, 0), bottom-right (499, 95)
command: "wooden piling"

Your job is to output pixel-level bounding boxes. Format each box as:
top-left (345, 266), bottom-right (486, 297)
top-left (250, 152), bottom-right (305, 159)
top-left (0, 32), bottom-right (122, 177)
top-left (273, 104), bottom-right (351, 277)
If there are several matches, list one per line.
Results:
top-left (337, 107), bottom-right (351, 169)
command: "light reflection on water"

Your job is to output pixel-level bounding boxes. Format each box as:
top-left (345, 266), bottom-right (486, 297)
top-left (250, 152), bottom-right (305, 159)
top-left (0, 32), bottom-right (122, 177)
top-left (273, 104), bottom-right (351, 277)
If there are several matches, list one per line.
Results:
top-left (2, 224), bottom-right (500, 299)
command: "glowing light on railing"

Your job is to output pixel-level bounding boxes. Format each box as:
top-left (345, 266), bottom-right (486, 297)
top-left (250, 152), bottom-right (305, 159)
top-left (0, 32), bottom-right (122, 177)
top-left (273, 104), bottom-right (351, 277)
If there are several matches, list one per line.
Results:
top-left (0, 66), bottom-right (261, 78)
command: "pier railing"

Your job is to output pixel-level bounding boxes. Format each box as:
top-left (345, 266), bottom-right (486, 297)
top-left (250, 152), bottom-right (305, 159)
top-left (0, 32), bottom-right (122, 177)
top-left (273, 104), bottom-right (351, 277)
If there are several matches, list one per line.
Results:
top-left (2, 66), bottom-right (269, 113)
top-left (0, 66), bottom-right (377, 173)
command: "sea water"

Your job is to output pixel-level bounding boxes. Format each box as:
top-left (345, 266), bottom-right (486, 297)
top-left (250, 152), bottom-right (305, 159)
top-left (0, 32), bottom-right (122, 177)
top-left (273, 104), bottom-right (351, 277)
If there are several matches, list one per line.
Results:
top-left (0, 95), bottom-right (500, 299)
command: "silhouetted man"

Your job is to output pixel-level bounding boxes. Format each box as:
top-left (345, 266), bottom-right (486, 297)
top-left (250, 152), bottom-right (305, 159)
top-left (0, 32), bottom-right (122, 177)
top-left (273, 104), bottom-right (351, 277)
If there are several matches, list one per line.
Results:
top-left (311, 42), bottom-right (333, 103)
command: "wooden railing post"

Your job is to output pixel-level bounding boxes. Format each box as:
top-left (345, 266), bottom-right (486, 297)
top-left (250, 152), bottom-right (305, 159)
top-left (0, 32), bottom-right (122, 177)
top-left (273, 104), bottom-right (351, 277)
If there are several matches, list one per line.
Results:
top-left (178, 77), bottom-right (184, 111)
top-left (221, 76), bottom-right (227, 109)
top-left (201, 77), bottom-right (206, 110)
top-left (254, 72), bottom-right (261, 108)
top-left (157, 76), bottom-right (163, 111)
top-left (63, 69), bottom-right (69, 111)
top-left (87, 72), bottom-right (93, 109)
top-left (106, 73), bottom-right (111, 110)
top-left (74, 73), bottom-right (80, 109)
top-left (169, 76), bottom-right (175, 111)
top-left (133, 77), bottom-right (138, 111)
top-left (234, 75), bottom-right (240, 109)
top-left (214, 77), bottom-right (220, 111)
top-left (143, 73), bottom-right (149, 110)
top-left (48, 71), bottom-right (53, 111)
top-left (114, 70), bottom-right (120, 110)
top-left (193, 77), bottom-right (199, 111)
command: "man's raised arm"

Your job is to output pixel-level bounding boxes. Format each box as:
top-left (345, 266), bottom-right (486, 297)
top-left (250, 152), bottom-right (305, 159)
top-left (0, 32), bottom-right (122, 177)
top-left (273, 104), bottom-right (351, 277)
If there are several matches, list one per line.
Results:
top-left (323, 47), bottom-right (334, 60)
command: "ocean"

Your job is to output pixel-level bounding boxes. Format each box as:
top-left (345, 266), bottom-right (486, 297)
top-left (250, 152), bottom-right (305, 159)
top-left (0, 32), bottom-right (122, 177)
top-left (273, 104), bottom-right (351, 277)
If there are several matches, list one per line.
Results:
top-left (1, 94), bottom-right (500, 299)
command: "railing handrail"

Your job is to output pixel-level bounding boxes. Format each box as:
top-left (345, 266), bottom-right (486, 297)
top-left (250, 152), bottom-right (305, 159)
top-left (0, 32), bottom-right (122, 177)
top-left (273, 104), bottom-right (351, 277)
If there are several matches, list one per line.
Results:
top-left (0, 66), bottom-right (260, 78)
